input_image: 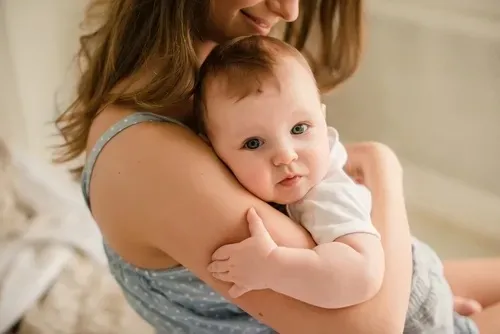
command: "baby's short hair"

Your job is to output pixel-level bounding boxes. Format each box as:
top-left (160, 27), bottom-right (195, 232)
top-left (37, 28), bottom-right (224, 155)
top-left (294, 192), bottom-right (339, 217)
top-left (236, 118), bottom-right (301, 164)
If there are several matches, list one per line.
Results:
top-left (193, 35), bottom-right (314, 135)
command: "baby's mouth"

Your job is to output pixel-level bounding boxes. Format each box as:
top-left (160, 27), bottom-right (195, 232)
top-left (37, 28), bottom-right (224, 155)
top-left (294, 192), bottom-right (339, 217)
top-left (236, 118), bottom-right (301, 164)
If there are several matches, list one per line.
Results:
top-left (278, 175), bottom-right (302, 187)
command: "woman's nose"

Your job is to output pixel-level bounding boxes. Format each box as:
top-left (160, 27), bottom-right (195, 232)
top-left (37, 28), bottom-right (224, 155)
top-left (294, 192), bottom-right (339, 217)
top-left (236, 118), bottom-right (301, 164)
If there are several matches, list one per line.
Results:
top-left (272, 146), bottom-right (298, 166)
top-left (267, 0), bottom-right (299, 22)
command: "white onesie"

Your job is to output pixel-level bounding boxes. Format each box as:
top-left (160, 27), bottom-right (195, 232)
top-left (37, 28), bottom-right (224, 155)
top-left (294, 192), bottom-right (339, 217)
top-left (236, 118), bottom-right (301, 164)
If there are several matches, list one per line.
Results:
top-left (287, 127), bottom-right (380, 244)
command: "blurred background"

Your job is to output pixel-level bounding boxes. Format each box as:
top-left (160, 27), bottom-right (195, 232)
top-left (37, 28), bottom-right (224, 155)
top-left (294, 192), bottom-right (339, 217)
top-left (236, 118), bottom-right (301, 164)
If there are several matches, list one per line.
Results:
top-left (0, 0), bottom-right (499, 333)
top-left (326, 0), bottom-right (500, 258)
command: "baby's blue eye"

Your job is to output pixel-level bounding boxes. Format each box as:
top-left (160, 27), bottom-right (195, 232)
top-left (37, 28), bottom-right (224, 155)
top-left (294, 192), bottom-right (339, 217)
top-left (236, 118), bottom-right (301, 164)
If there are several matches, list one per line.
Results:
top-left (291, 123), bottom-right (309, 135)
top-left (243, 138), bottom-right (263, 150)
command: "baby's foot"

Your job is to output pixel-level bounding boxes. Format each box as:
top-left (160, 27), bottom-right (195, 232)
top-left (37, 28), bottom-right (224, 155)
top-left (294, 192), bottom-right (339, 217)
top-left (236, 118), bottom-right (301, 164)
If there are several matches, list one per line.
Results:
top-left (453, 296), bottom-right (483, 316)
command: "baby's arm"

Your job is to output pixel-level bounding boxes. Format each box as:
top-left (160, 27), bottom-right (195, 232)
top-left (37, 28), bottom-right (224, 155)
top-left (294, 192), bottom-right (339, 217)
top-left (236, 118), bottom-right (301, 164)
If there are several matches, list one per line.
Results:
top-left (209, 185), bottom-right (384, 309)
top-left (209, 170), bottom-right (384, 309)
top-left (275, 171), bottom-right (385, 308)
top-left (265, 229), bottom-right (384, 309)
top-left (268, 135), bottom-right (385, 308)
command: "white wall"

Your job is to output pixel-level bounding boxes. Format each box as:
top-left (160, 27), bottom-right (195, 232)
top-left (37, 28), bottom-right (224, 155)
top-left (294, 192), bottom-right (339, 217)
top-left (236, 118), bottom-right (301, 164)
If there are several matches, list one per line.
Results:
top-left (0, 1), bottom-right (25, 150)
top-left (0, 0), bottom-right (86, 162)
top-left (324, 0), bottom-right (500, 239)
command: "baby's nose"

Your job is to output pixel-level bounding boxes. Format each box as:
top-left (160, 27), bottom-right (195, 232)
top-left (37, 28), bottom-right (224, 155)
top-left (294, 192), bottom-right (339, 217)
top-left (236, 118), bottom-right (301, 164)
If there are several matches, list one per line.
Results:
top-left (272, 146), bottom-right (298, 166)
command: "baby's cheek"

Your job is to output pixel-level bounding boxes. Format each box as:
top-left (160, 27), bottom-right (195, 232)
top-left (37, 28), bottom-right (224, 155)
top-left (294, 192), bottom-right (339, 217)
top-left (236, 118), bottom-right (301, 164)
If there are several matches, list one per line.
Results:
top-left (245, 172), bottom-right (276, 202)
top-left (232, 162), bottom-right (269, 194)
top-left (308, 150), bottom-right (330, 182)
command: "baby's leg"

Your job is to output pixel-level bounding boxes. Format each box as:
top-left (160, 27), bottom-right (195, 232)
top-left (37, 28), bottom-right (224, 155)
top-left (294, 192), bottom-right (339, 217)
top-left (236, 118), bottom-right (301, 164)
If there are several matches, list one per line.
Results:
top-left (444, 257), bottom-right (500, 308)
top-left (470, 302), bottom-right (500, 334)
top-left (444, 257), bottom-right (500, 333)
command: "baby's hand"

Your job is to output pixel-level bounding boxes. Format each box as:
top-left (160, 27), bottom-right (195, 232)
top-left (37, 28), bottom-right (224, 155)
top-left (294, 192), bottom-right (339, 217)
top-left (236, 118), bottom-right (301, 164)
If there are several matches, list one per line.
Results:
top-left (208, 207), bottom-right (277, 298)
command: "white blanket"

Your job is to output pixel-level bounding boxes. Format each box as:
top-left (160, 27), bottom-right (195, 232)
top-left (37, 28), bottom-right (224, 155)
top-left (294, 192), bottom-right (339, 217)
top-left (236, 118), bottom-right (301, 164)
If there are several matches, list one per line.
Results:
top-left (0, 140), bottom-right (152, 334)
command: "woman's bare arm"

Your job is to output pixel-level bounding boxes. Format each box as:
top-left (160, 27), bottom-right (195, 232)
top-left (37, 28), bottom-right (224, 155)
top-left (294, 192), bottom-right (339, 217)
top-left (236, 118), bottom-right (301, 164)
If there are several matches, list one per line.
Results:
top-left (90, 121), bottom-right (412, 334)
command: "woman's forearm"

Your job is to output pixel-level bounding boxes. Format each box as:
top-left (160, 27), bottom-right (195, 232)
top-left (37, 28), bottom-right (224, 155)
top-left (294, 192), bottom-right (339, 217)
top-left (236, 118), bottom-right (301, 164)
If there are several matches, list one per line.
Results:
top-left (364, 186), bottom-right (412, 332)
top-left (348, 144), bottom-right (412, 333)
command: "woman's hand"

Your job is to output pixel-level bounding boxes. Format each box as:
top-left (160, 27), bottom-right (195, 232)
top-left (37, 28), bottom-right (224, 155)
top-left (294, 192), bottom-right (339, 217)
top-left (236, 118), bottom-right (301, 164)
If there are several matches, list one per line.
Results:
top-left (343, 142), bottom-right (403, 189)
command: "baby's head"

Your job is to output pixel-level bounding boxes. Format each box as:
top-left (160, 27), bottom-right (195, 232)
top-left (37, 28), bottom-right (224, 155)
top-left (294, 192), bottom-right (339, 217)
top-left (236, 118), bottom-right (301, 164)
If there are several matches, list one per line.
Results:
top-left (194, 36), bottom-right (330, 204)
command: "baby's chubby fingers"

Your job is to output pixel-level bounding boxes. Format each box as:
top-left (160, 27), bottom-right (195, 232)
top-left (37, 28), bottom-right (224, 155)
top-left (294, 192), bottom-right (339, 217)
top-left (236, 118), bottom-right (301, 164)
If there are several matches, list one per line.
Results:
top-left (207, 260), bottom-right (230, 273)
top-left (212, 243), bottom-right (239, 261)
top-left (228, 284), bottom-right (250, 299)
top-left (211, 272), bottom-right (235, 283)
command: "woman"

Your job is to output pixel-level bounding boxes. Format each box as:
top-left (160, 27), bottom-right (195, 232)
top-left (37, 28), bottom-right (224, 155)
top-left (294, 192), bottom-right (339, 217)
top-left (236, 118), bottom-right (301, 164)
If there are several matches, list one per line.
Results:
top-left (55, 1), bottom-right (500, 333)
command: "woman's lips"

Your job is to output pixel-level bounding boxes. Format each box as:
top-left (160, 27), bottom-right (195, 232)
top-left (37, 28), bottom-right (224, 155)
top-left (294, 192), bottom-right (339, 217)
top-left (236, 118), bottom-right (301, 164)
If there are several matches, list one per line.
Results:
top-left (241, 10), bottom-right (272, 32)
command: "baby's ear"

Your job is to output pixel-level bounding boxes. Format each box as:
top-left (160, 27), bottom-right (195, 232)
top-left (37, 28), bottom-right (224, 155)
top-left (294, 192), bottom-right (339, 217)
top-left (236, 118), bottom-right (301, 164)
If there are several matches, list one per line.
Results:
top-left (321, 103), bottom-right (326, 118)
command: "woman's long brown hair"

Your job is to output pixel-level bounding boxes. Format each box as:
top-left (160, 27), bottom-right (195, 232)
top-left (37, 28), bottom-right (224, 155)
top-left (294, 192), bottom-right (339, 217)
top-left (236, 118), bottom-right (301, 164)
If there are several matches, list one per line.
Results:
top-left (54, 0), bottom-right (362, 176)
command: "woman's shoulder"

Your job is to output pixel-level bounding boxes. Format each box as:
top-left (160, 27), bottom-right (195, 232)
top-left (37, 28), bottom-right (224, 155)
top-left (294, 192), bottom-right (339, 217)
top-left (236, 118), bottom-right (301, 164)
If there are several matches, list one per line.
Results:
top-left (86, 105), bottom-right (213, 191)
top-left (85, 105), bottom-right (201, 208)
top-left (87, 106), bottom-right (133, 150)
top-left (85, 105), bottom-right (206, 267)
top-left (87, 106), bottom-right (188, 151)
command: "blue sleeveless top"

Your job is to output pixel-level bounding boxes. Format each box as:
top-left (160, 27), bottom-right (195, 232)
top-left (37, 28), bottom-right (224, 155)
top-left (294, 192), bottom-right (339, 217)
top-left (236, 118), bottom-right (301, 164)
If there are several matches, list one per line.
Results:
top-left (81, 112), bottom-right (274, 333)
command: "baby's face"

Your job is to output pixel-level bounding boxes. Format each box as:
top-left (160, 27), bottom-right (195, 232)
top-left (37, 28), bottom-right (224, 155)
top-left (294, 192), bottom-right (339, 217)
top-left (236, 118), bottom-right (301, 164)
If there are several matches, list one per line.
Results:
top-left (205, 57), bottom-right (331, 204)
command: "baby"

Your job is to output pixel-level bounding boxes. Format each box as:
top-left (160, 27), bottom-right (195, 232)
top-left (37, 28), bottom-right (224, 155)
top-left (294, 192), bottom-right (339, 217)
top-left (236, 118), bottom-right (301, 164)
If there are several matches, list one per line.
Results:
top-left (194, 36), bottom-right (481, 331)
top-left (194, 35), bottom-right (383, 309)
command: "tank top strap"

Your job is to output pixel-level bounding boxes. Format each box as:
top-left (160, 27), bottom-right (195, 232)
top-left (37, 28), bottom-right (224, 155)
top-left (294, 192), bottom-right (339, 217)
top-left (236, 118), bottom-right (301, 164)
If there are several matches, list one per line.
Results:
top-left (81, 112), bottom-right (187, 209)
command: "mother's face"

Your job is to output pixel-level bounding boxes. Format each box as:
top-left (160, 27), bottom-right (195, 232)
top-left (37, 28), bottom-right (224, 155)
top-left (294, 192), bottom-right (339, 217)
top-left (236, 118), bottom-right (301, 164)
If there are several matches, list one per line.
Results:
top-left (204, 0), bottom-right (299, 42)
